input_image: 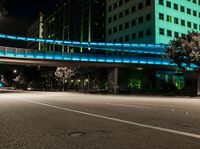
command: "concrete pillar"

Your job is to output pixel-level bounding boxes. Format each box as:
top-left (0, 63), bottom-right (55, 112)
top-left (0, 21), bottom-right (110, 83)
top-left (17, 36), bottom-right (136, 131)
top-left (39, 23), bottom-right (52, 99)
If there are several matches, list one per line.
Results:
top-left (108, 67), bottom-right (119, 94)
top-left (197, 74), bottom-right (200, 96)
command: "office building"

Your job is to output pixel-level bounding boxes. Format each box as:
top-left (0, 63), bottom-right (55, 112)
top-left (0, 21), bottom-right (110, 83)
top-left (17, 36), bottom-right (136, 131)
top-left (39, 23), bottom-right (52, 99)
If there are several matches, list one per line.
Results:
top-left (43, 0), bottom-right (106, 52)
top-left (106, 0), bottom-right (200, 44)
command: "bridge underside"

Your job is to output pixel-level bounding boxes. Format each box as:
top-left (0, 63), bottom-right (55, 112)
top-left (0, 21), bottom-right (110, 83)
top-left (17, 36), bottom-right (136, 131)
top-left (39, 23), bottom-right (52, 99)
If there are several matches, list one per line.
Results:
top-left (0, 57), bottom-right (176, 70)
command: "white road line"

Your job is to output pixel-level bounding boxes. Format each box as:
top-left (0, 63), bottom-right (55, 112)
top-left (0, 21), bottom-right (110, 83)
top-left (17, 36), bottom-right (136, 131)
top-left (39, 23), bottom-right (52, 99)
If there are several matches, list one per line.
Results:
top-left (106, 103), bottom-right (152, 109)
top-left (15, 98), bottom-right (200, 139)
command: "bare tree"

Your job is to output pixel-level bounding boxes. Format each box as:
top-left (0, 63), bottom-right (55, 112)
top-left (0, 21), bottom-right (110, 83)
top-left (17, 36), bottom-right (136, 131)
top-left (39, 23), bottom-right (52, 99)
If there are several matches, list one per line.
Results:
top-left (55, 67), bottom-right (76, 91)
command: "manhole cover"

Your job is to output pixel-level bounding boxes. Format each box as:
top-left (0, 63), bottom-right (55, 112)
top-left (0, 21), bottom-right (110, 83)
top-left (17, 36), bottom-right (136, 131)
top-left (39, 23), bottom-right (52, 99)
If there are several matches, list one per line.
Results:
top-left (68, 132), bottom-right (86, 137)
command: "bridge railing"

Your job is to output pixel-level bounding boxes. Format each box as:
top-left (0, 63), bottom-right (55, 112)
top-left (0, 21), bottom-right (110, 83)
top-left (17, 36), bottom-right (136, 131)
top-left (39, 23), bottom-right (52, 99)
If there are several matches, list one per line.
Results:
top-left (0, 34), bottom-right (166, 55)
top-left (0, 46), bottom-right (175, 66)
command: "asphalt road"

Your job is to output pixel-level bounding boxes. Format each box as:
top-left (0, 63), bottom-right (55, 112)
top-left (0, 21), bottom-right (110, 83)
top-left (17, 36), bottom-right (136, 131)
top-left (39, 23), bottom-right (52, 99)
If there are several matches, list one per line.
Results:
top-left (0, 90), bottom-right (200, 149)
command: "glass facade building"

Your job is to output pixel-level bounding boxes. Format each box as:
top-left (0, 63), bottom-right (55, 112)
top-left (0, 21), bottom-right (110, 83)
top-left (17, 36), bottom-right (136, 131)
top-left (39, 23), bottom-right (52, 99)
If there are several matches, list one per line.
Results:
top-left (106, 0), bottom-right (200, 44)
top-left (43, 0), bottom-right (106, 53)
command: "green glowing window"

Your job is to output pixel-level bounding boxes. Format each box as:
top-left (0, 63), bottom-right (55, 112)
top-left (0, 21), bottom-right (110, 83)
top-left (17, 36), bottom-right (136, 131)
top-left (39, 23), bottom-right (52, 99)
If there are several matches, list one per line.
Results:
top-left (167, 15), bottom-right (172, 22)
top-left (159, 28), bottom-right (164, 35)
top-left (181, 20), bottom-right (185, 26)
top-left (174, 32), bottom-right (179, 38)
top-left (166, 1), bottom-right (171, 8)
top-left (174, 4), bottom-right (178, 10)
top-left (159, 0), bottom-right (164, 5)
top-left (181, 6), bottom-right (185, 13)
top-left (174, 17), bottom-right (179, 24)
top-left (187, 8), bottom-right (191, 14)
top-left (187, 21), bottom-right (191, 28)
top-left (167, 30), bottom-right (172, 37)
top-left (159, 13), bottom-right (164, 20)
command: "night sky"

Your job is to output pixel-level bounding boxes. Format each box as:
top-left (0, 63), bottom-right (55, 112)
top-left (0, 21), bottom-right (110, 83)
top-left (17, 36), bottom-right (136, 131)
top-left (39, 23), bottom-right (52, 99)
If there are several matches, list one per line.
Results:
top-left (0, 0), bottom-right (61, 35)
top-left (0, 0), bottom-right (61, 47)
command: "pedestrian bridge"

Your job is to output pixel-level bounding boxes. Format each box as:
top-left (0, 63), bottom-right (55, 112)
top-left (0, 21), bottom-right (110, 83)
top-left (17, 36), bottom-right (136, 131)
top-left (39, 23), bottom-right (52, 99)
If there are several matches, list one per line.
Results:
top-left (0, 33), bottom-right (175, 68)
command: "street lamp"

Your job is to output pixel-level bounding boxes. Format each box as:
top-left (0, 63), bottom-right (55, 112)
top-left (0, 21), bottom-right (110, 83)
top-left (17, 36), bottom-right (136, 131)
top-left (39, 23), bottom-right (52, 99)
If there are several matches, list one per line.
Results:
top-left (13, 69), bottom-right (17, 74)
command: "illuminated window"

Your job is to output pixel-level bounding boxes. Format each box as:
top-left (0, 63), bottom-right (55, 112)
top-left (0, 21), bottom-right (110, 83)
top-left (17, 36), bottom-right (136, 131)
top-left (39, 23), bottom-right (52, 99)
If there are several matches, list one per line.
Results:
top-left (167, 15), bottom-right (172, 22)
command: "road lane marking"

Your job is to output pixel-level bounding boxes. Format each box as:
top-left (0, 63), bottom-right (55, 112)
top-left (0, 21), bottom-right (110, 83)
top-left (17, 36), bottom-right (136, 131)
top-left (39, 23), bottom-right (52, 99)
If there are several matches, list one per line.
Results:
top-left (106, 103), bottom-right (153, 109)
top-left (13, 97), bottom-right (200, 139)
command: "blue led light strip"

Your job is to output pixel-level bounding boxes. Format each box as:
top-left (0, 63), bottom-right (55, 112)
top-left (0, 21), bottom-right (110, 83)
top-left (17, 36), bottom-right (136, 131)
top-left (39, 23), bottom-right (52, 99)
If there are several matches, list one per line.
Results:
top-left (0, 34), bottom-right (166, 55)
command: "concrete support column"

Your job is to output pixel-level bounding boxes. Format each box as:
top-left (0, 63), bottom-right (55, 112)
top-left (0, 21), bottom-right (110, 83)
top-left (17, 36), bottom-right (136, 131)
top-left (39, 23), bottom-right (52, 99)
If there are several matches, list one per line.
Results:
top-left (108, 67), bottom-right (119, 94)
top-left (197, 74), bottom-right (200, 96)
